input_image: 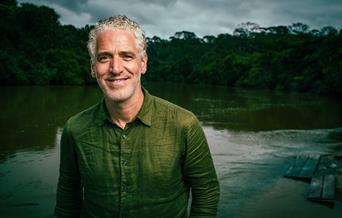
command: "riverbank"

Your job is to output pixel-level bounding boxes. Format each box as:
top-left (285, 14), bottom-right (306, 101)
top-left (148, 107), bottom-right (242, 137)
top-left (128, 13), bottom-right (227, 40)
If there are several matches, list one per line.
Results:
top-left (238, 155), bottom-right (342, 218)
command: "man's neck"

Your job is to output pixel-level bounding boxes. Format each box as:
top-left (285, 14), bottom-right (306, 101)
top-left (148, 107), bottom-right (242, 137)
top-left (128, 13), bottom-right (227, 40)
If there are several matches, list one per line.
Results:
top-left (104, 88), bottom-right (144, 129)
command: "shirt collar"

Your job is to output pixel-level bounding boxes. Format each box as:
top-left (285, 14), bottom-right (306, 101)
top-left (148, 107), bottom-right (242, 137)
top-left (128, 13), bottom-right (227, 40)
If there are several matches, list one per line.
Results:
top-left (94, 98), bottom-right (110, 126)
top-left (95, 87), bottom-right (153, 127)
top-left (136, 87), bottom-right (153, 127)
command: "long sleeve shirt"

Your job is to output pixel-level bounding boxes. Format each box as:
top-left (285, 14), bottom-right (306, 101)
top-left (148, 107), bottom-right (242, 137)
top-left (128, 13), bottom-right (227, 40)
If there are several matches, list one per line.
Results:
top-left (55, 88), bottom-right (220, 218)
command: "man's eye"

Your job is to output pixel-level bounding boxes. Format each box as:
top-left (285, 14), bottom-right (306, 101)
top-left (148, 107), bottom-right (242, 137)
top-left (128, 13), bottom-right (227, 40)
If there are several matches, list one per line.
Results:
top-left (123, 55), bottom-right (133, 61)
top-left (97, 55), bottom-right (109, 62)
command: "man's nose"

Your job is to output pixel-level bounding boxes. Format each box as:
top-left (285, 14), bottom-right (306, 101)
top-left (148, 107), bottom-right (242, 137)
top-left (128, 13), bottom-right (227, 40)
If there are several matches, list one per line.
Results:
top-left (110, 56), bottom-right (123, 74)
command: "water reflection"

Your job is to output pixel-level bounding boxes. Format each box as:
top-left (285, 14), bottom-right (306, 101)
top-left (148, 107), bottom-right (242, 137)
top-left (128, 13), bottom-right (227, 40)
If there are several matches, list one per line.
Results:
top-left (0, 128), bottom-right (61, 217)
top-left (0, 84), bottom-right (341, 218)
top-left (146, 83), bottom-right (342, 131)
top-left (0, 86), bottom-right (102, 162)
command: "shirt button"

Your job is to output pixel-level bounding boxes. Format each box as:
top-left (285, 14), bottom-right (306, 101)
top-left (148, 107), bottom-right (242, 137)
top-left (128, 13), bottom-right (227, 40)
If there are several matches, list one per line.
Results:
top-left (122, 134), bottom-right (127, 140)
top-left (122, 159), bottom-right (128, 165)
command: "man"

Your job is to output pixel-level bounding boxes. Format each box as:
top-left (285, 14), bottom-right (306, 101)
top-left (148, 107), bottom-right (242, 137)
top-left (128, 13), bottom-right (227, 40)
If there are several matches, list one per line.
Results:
top-left (55, 15), bottom-right (219, 218)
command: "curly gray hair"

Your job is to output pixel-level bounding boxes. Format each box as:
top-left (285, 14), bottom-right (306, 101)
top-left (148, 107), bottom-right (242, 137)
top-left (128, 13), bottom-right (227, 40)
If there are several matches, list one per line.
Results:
top-left (87, 15), bottom-right (147, 65)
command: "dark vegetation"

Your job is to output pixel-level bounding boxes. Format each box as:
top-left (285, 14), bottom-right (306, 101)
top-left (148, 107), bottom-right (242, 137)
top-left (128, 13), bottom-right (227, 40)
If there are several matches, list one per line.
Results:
top-left (1, 0), bottom-right (341, 95)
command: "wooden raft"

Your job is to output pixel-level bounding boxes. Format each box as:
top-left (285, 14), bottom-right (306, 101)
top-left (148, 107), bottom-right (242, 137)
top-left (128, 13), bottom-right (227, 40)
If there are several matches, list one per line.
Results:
top-left (307, 174), bottom-right (335, 203)
top-left (284, 155), bottom-right (337, 204)
top-left (284, 155), bottom-right (320, 180)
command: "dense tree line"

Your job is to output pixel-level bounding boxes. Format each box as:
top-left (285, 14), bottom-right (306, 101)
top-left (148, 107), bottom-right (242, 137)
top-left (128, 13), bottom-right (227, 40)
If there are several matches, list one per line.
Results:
top-left (0, 0), bottom-right (93, 85)
top-left (146, 25), bottom-right (342, 95)
top-left (1, 1), bottom-right (341, 95)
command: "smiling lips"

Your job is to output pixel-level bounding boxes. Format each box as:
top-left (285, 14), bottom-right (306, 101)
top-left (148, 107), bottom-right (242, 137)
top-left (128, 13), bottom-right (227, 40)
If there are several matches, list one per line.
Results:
top-left (105, 77), bottom-right (129, 87)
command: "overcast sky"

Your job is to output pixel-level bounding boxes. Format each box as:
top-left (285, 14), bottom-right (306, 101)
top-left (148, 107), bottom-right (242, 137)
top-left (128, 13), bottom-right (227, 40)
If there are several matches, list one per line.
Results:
top-left (17, 0), bottom-right (342, 38)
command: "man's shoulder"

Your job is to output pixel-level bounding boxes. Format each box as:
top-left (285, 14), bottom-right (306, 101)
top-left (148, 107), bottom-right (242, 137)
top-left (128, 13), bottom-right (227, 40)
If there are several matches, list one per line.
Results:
top-left (65, 102), bottom-right (101, 132)
top-left (151, 95), bottom-right (198, 126)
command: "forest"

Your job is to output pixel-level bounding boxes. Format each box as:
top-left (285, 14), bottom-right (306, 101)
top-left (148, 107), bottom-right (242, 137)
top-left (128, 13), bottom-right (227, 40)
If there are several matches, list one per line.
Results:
top-left (1, 0), bottom-right (341, 95)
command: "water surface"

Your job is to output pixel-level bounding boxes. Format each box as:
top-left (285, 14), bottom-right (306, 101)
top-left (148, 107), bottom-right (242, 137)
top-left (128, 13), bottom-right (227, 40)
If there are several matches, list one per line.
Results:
top-left (0, 83), bottom-right (341, 217)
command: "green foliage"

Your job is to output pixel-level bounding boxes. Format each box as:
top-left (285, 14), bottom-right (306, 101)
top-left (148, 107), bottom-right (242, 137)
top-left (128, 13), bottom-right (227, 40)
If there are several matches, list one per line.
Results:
top-left (146, 22), bottom-right (342, 96)
top-left (0, 1), bottom-right (93, 85)
top-left (0, 1), bottom-right (341, 96)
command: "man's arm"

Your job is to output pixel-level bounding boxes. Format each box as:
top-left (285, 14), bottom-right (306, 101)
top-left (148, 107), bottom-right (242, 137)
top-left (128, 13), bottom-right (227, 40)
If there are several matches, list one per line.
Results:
top-left (55, 123), bottom-right (82, 217)
top-left (183, 115), bottom-right (220, 217)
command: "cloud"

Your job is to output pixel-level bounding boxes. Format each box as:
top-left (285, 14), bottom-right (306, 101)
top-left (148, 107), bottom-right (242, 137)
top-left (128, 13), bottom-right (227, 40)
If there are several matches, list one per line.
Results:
top-left (139, 0), bottom-right (178, 7)
top-left (271, 0), bottom-right (342, 27)
top-left (17, 0), bottom-right (342, 38)
top-left (49, 2), bottom-right (92, 26)
top-left (53, 0), bottom-right (89, 12)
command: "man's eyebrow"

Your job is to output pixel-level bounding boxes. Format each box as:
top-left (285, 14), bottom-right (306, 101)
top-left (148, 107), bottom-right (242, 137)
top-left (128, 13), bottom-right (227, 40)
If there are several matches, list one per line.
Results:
top-left (96, 51), bottom-right (112, 57)
top-left (119, 51), bottom-right (136, 56)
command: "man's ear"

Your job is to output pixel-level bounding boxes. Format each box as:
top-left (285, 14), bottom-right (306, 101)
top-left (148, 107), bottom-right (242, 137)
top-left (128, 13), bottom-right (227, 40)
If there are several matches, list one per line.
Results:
top-left (141, 53), bottom-right (148, 75)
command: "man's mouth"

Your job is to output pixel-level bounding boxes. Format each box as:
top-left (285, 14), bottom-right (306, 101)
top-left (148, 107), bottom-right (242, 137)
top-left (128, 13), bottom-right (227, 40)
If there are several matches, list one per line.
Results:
top-left (106, 77), bottom-right (128, 82)
top-left (105, 77), bottom-right (129, 86)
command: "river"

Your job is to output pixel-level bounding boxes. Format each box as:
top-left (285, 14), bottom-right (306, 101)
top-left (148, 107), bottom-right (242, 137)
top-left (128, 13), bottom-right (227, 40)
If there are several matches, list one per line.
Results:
top-left (0, 83), bottom-right (341, 217)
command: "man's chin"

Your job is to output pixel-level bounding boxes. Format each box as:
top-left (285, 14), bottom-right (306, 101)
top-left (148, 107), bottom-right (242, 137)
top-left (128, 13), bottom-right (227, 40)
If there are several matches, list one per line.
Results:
top-left (103, 89), bottom-right (130, 103)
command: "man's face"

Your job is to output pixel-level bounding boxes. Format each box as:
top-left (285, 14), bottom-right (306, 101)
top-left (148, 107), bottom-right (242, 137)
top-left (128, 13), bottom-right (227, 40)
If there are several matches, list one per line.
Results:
top-left (93, 29), bottom-right (147, 103)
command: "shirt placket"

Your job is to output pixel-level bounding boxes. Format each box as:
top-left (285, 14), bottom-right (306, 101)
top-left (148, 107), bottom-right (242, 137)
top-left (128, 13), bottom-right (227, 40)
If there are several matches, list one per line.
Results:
top-left (119, 127), bottom-right (130, 218)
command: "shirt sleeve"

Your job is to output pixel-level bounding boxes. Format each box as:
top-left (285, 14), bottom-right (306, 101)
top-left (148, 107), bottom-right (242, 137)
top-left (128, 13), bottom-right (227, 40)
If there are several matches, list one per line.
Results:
top-left (55, 122), bottom-right (82, 217)
top-left (183, 115), bottom-right (220, 217)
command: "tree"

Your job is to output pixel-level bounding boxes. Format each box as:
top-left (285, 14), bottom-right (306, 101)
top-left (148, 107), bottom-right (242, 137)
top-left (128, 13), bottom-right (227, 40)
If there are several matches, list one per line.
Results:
top-left (320, 26), bottom-right (338, 36)
top-left (289, 22), bottom-right (310, 35)
top-left (0, 1), bottom-right (341, 96)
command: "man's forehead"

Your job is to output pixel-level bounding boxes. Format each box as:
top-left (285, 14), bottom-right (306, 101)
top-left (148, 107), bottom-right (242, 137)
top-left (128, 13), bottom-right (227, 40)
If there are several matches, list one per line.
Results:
top-left (97, 29), bottom-right (135, 41)
top-left (96, 29), bottom-right (138, 49)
